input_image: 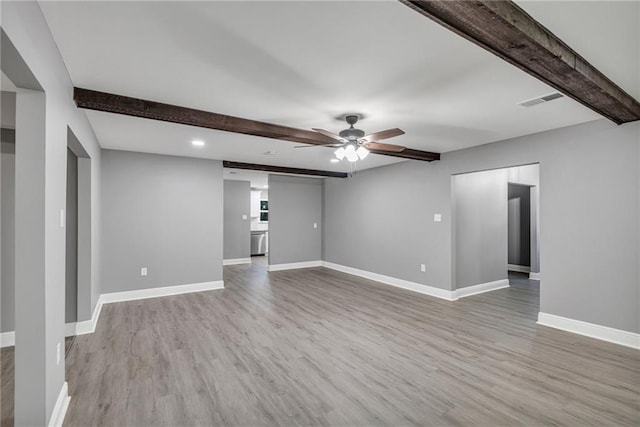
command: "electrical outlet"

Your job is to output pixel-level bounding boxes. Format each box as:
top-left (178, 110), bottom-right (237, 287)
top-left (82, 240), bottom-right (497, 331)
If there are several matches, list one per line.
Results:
top-left (242, 214), bottom-right (248, 220)
top-left (313, 222), bottom-right (318, 229)
top-left (56, 342), bottom-right (61, 365)
top-left (420, 264), bottom-right (426, 272)
top-left (141, 267), bottom-right (148, 276)
top-left (434, 213), bottom-right (442, 222)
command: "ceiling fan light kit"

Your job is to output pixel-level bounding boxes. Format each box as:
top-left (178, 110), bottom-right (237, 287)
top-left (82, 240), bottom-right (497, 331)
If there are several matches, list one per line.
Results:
top-left (308, 114), bottom-right (404, 163)
top-left (335, 143), bottom-right (369, 162)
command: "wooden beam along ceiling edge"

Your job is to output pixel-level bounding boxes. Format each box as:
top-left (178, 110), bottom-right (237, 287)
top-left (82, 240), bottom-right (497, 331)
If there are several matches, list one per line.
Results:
top-left (73, 87), bottom-right (440, 162)
top-left (400, 0), bottom-right (640, 125)
top-left (222, 161), bottom-right (348, 178)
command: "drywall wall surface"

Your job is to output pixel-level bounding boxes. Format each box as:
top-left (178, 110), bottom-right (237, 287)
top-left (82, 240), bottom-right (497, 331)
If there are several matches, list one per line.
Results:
top-left (324, 160), bottom-right (452, 289)
top-left (324, 119), bottom-right (639, 333)
top-left (268, 175), bottom-right (322, 265)
top-left (224, 180), bottom-right (251, 260)
top-left (101, 150), bottom-right (223, 293)
top-left (453, 169), bottom-right (508, 289)
top-left (2, 2), bottom-right (103, 423)
top-left (65, 149), bottom-right (78, 323)
top-left (1, 148), bottom-right (15, 333)
top-left (444, 120), bottom-right (639, 332)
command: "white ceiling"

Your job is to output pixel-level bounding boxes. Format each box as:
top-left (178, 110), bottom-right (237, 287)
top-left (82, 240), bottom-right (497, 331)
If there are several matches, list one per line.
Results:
top-left (38, 1), bottom-right (620, 171)
top-left (516, 0), bottom-right (640, 100)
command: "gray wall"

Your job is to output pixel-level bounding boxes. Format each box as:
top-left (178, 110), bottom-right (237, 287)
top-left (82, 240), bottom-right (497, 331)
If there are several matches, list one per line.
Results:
top-left (65, 148), bottom-right (78, 322)
top-left (269, 175), bottom-right (322, 265)
top-left (223, 180), bottom-right (250, 260)
top-left (453, 169), bottom-right (508, 288)
top-left (1, 143), bottom-right (15, 332)
top-left (324, 160), bottom-right (451, 288)
top-left (2, 3), bottom-right (104, 423)
top-left (101, 150), bottom-right (223, 293)
top-left (324, 119), bottom-right (639, 333)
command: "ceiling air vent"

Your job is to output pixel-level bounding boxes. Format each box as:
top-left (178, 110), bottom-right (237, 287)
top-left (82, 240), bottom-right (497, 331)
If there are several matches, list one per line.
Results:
top-left (517, 92), bottom-right (564, 108)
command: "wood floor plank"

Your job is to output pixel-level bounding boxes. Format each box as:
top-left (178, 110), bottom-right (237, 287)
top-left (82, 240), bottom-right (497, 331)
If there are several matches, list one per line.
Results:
top-left (1, 259), bottom-right (639, 426)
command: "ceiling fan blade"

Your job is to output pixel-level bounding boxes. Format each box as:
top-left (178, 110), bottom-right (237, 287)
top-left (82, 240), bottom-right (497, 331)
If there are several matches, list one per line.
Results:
top-left (294, 143), bottom-right (344, 148)
top-left (312, 128), bottom-right (346, 142)
top-left (363, 141), bottom-right (407, 152)
top-left (361, 128), bottom-right (405, 142)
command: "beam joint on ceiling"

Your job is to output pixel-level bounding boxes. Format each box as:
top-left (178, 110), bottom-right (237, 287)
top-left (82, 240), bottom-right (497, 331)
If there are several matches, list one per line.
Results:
top-left (73, 87), bottom-right (441, 162)
top-left (222, 161), bottom-right (348, 178)
top-left (400, 0), bottom-right (640, 125)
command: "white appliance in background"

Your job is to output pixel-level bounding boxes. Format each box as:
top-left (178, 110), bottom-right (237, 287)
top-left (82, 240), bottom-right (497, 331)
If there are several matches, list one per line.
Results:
top-left (251, 230), bottom-right (268, 256)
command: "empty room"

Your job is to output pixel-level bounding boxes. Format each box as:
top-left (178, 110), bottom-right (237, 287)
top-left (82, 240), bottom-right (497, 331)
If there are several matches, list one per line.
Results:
top-left (0, 1), bottom-right (639, 426)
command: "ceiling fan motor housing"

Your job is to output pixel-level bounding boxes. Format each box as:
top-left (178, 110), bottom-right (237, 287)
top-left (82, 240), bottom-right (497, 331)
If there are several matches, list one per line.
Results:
top-left (339, 128), bottom-right (365, 141)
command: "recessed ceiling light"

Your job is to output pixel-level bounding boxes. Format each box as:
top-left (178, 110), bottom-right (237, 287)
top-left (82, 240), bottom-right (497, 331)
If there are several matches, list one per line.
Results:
top-left (192, 140), bottom-right (205, 147)
top-left (330, 158), bottom-right (339, 163)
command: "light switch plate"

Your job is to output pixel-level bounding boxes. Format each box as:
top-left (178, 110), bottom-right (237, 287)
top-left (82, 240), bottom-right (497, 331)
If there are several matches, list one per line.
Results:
top-left (242, 214), bottom-right (248, 220)
top-left (420, 264), bottom-right (426, 272)
top-left (313, 222), bottom-right (318, 229)
top-left (141, 267), bottom-right (148, 276)
top-left (60, 209), bottom-right (65, 228)
top-left (434, 213), bottom-right (442, 222)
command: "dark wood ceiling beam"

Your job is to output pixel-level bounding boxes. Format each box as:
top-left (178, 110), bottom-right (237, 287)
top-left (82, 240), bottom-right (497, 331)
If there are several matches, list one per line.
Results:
top-left (400, 0), bottom-right (640, 125)
top-left (74, 88), bottom-right (440, 162)
top-left (222, 161), bottom-right (348, 178)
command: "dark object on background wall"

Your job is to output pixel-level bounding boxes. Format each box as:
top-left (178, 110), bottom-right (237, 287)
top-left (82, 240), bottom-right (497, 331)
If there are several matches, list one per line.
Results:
top-left (260, 212), bottom-right (269, 222)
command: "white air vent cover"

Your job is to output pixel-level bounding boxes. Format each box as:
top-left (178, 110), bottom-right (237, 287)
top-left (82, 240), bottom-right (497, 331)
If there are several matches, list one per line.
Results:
top-left (518, 92), bottom-right (564, 108)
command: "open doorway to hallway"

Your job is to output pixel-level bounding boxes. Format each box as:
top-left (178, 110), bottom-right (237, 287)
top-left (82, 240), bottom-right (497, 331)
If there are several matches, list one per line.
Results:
top-left (452, 163), bottom-right (540, 311)
top-left (223, 169), bottom-right (269, 267)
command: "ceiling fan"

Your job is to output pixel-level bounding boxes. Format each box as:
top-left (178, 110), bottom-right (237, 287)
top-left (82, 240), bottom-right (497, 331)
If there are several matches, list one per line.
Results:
top-left (296, 114), bottom-right (406, 162)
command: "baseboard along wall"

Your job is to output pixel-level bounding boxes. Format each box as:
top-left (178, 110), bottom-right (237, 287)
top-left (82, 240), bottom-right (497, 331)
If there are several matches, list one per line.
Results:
top-left (48, 381), bottom-right (70, 427)
top-left (537, 312), bottom-right (639, 349)
top-left (321, 261), bottom-right (457, 301)
top-left (268, 260), bottom-right (323, 271)
top-left (223, 258), bottom-right (252, 265)
top-left (0, 280), bottom-right (224, 348)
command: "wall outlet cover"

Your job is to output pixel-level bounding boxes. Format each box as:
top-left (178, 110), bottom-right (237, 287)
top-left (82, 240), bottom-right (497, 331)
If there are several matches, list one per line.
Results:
top-left (141, 267), bottom-right (148, 276)
top-left (434, 213), bottom-right (442, 222)
top-left (242, 214), bottom-right (248, 220)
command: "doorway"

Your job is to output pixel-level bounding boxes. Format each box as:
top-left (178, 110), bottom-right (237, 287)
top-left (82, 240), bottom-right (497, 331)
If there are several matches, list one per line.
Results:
top-left (222, 169), bottom-right (269, 267)
top-left (452, 163), bottom-right (540, 306)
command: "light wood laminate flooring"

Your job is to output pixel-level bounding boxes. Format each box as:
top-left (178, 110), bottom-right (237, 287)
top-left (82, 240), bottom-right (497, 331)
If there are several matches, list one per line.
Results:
top-left (3, 259), bottom-right (640, 425)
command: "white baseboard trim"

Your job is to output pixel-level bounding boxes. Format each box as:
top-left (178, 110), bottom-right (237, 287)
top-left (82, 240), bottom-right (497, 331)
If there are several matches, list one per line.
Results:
top-left (75, 297), bottom-right (104, 336)
top-left (223, 258), bottom-right (252, 266)
top-left (537, 312), bottom-right (640, 349)
top-left (508, 264), bottom-right (531, 273)
top-left (64, 323), bottom-right (76, 337)
top-left (101, 280), bottom-right (225, 304)
top-left (453, 279), bottom-right (510, 299)
top-left (1, 280), bottom-right (224, 346)
top-left (0, 331), bottom-right (15, 348)
top-left (48, 381), bottom-right (70, 427)
top-left (321, 261), bottom-right (456, 301)
top-left (529, 272), bottom-right (541, 280)
top-left (268, 260), bottom-right (323, 271)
